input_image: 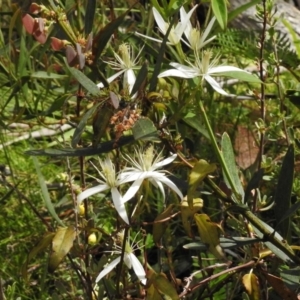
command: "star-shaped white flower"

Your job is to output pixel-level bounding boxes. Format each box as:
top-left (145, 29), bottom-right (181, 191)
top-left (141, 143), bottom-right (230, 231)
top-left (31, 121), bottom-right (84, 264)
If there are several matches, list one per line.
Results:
top-left (96, 231), bottom-right (146, 285)
top-left (158, 50), bottom-right (256, 95)
top-left (121, 146), bottom-right (183, 202)
top-left (136, 6), bottom-right (198, 45)
top-left (77, 157), bottom-right (129, 224)
top-left (97, 43), bottom-right (141, 96)
top-left (180, 6), bottom-right (216, 50)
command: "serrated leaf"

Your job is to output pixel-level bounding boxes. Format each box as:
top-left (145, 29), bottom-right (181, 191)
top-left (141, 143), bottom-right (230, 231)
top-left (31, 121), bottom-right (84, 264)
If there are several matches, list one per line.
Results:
top-left (194, 214), bottom-right (226, 260)
top-left (211, 0), bottom-right (227, 30)
top-left (66, 64), bottom-right (100, 96)
top-left (132, 118), bottom-right (158, 141)
top-left (49, 226), bottom-right (76, 272)
top-left (242, 273), bottom-right (260, 300)
top-left (221, 133), bottom-right (244, 202)
top-left (188, 160), bottom-right (216, 209)
top-left (274, 144), bottom-right (294, 241)
top-left (33, 157), bottom-right (64, 226)
top-left (153, 205), bottom-right (174, 245)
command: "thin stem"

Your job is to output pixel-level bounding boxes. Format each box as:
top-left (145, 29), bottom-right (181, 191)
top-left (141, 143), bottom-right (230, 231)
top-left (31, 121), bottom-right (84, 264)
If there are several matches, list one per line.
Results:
top-left (198, 99), bottom-right (240, 200)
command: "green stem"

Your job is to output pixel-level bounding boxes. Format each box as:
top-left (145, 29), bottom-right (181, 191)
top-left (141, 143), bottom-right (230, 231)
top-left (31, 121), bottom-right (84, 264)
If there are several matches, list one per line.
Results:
top-left (198, 98), bottom-right (240, 199)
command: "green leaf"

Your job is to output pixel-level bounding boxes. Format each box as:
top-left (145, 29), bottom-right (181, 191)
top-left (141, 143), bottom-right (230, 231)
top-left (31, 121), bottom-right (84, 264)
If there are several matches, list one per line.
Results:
top-left (274, 144), bottom-right (294, 241)
top-left (48, 226), bottom-right (76, 272)
top-left (221, 133), bottom-right (244, 202)
top-left (84, 0), bottom-right (96, 35)
top-left (22, 232), bottom-right (55, 280)
top-left (92, 10), bottom-right (129, 61)
top-left (132, 118), bottom-right (158, 141)
top-left (194, 213), bottom-right (226, 259)
top-left (71, 102), bottom-right (102, 148)
top-left (211, 0), bottom-right (227, 30)
top-left (244, 169), bottom-right (264, 203)
top-left (151, 272), bottom-right (180, 300)
top-left (187, 160), bottom-right (216, 208)
top-left (66, 63), bottom-right (100, 96)
top-left (31, 71), bottom-right (67, 79)
top-left (168, 0), bottom-right (184, 14)
top-left (286, 90), bottom-right (300, 109)
top-left (32, 157), bottom-right (65, 226)
top-left (25, 135), bottom-right (135, 157)
top-left (183, 113), bottom-right (209, 139)
top-left (228, 0), bottom-right (261, 23)
top-left (153, 204), bottom-right (174, 245)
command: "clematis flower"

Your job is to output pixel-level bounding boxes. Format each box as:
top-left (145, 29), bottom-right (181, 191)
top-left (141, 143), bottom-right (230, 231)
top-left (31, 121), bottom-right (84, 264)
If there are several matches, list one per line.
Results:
top-left (77, 157), bottom-right (129, 224)
top-left (121, 146), bottom-right (183, 202)
top-left (158, 50), bottom-right (255, 95)
top-left (136, 6), bottom-right (198, 46)
top-left (180, 6), bottom-right (216, 50)
top-left (98, 43), bottom-right (141, 96)
top-left (96, 231), bottom-right (146, 285)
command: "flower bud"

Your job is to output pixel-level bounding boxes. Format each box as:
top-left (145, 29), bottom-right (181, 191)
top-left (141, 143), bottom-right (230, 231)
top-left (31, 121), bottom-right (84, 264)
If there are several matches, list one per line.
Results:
top-left (88, 233), bottom-right (97, 245)
top-left (79, 204), bottom-right (85, 216)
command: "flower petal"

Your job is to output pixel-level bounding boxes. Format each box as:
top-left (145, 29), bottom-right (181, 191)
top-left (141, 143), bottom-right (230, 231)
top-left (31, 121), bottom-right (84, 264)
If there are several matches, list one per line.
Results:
top-left (111, 187), bottom-right (129, 224)
top-left (123, 177), bottom-right (144, 202)
top-left (124, 68), bottom-right (136, 94)
top-left (77, 184), bottom-right (109, 205)
top-left (153, 7), bottom-right (167, 34)
top-left (208, 65), bottom-right (250, 75)
top-left (96, 69), bottom-right (125, 88)
top-left (153, 154), bottom-right (177, 169)
top-left (155, 175), bottom-right (183, 199)
top-left (178, 5), bottom-right (198, 38)
top-left (204, 75), bottom-right (228, 95)
top-left (158, 68), bottom-right (196, 79)
top-left (200, 17), bottom-right (216, 46)
top-left (95, 256), bottom-right (121, 283)
top-left (150, 178), bottom-right (166, 200)
top-left (128, 253), bottom-right (147, 285)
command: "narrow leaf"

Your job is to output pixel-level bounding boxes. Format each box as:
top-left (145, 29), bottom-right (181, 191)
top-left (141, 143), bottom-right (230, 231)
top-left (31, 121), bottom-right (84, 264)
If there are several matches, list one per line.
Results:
top-left (211, 0), bottom-right (227, 30)
top-left (221, 133), bottom-right (244, 202)
top-left (274, 144), bottom-right (294, 241)
top-left (242, 273), bottom-right (260, 300)
top-left (32, 157), bottom-right (65, 226)
top-left (84, 0), bottom-right (96, 35)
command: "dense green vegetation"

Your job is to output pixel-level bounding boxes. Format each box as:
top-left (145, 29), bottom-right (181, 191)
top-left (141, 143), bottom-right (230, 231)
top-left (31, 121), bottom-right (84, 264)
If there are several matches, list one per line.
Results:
top-left (1, 0), bottom-right (300, 299)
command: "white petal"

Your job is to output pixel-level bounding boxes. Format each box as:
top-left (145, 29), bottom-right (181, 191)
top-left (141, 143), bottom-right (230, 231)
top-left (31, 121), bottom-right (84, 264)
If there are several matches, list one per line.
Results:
top-left (122, 177), bottom-right (144, 203)
top-left (152, 7), bottom-right (167, 34)
top-left (153, 154), bottom-right (177, 169)
top-left (208, 66), bottom-right (250, 75)
top-left (170, 62), bottom-right (198, 73)
top-left (155, 175), bottom-right (183, 199)
top-left (158, 69), bottom-right (197, 79)
top-left (204, 75), bottom-right (228, 95)
top-left (95, 256), bottom-right (121, 283)
top-left (200, 17), bottom-right (216, 46)
top-left (124, 68), bottom-right (136, 94)
top-left (96, 70), bottom-right (125, 88)
top-left (179, 5), bottom-right (198, 38)
top-left (128, 253), bottom-right (147, 285)
top-left (77, 184), bottom-right (109, 205)
top-left (150, 178), bottom-right (166, 200)
top-left (135, 31), bottom-right (165, 44)
top-left (180, 7), bottom-right (192, 39)
top-left (111, 187), bottom-right (129, 224)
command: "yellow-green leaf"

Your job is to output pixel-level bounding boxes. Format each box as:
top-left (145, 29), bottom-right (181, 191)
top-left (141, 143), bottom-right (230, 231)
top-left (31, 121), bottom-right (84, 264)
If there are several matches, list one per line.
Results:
top-left (194, 214), bottom-right (225, 260)
top-left (49, 226), bottom-right (76, 272)
top-left (181, 198), bottom-right (203, 237)
top-left (242, 273), bottom-right (260, 300)
top-left (188, 160), bottom-right (216, 209)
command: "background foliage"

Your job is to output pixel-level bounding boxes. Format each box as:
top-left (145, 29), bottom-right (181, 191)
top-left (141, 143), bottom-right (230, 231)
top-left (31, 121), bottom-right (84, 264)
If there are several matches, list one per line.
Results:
top-left (1, 0), bottom-right (300, 299)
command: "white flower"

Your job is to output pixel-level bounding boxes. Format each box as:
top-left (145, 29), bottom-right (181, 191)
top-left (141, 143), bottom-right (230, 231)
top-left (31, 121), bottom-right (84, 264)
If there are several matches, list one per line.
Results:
top-left (158, 50), bottom-right (254, 95)
top-left (77, 157), bottom-right (129, 224)
top-left (136, 6), bottom-right (198, 45)
top-left (180, 6), bottom-right (216, 50)
top-left (121, 146), bottom-right (183, 202)
top-left (97, 43), bottom-right (140, 96)
top-left (96, 231), bottom-right (146, 285)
